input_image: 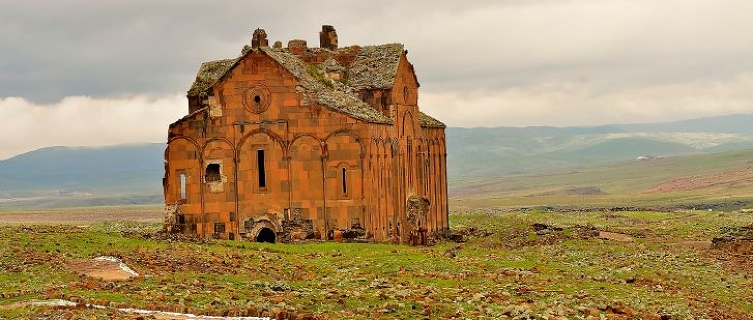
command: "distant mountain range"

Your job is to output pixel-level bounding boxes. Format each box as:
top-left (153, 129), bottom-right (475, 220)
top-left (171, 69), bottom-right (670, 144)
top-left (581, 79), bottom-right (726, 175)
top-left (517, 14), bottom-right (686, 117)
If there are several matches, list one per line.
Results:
top-left (447, 114), bottom-right (753, 178)
top-left (0, 143), bottom-right (165, 205)
top-left (1, 114), bottom-right (753, 208)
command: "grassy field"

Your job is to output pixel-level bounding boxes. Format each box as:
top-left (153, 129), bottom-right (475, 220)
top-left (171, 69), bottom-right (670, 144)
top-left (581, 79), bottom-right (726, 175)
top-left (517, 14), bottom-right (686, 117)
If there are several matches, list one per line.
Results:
top-left (450, 149), bottom-right (753, 211)
top-left (2, 150), bottom-right (753, 319)
top-left (1, 208), bottom-right (753, 319)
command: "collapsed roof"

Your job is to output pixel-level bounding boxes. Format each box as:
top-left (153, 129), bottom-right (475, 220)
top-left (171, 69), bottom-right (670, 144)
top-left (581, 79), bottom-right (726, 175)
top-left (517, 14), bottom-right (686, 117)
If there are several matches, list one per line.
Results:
top-left (186, 29), bottom-right (444, 128)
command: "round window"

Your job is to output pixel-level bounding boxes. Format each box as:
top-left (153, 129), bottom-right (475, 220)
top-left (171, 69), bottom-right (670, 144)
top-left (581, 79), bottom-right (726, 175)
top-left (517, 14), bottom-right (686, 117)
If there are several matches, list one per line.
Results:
top-left (242, 84), bottom-right (271, 114)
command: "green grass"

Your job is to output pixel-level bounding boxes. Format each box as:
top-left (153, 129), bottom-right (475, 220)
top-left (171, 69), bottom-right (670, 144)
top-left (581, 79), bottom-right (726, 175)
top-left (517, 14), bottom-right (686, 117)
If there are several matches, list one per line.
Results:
top-left (2, 210), bottom-right (752, 319)
top-left (450, 149), bottom-right (753, 210)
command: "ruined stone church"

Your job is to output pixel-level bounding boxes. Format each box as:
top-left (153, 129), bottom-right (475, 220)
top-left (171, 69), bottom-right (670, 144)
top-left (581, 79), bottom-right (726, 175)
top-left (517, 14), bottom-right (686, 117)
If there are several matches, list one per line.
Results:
top-left (164, 26), bottom-right (447, 244)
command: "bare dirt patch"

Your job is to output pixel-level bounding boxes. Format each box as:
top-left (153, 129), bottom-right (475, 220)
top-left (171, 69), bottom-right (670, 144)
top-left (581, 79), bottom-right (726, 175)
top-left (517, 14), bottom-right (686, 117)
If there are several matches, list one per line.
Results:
top-left (598, 231), bottom-right (634, 242)
top-left (599, 230), bottom-right (713, 248)
top-left (68, 257), bottom-right (139, 281)
top-left (0, 207), bottom-right (162, 224)
top-left (647, 167), bottom-right (753, 193)
top-left (675, 240), bottom-right (712, 250)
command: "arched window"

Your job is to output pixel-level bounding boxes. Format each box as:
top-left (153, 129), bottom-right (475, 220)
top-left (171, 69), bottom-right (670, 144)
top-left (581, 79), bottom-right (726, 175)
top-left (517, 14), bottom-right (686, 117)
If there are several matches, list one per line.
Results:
top-left (180, 173), bottom-right (187, 200)
top-left (341, 167), bottom-right (347, 194)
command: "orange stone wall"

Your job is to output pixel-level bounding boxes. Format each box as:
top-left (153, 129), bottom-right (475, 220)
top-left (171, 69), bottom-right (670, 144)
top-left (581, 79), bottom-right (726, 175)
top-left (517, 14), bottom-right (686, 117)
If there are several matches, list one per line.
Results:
top-left (165, 50), bottom-right (448, 243)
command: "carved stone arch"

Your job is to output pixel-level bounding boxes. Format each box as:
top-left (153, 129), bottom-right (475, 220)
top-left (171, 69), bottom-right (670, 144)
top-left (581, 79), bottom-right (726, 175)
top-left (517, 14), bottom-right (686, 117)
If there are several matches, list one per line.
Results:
top-left (401, 111), bottom-right (415, 138)
top-left (167, 137), bottom-right (201, 166)
top-left (334, 160), bottom-right (356, 170)
top-left (388, 138), bottom-right (400, 157)
top-left (335, 160), bottom-right (355, 197)
top-left (324, 128), bottom-right (365, 157)
top-left (324, 130), bottom-right (363, 208)
top-left (201, 139), bottom-right (235, 195)
top-left (291, 134), bottom-right (324, 150)
top-left (290, 135), bottom-right (324, 162)
top-left (168, 136), bottom-right (201, 155)
top-left (237, 129), bottom-right (288, 198)
top-left (248, 219), bottom-right (278, 243)
top-left (165, 136), bottom-right (202, 212)
top-left (371, 138), bottom-right (379, 158)
top-left (200, 138), bottom-right (235, 155)
top-left (289, 134), bottom-right (324, 217)
top-left (371, 139), bottom-right (380, 158)
top-left (236, 127), bottom-right (287, 158)
top-left (374, 138), bottom-right (386, 160)
top-left (417, 138), bottom-right (426, 152)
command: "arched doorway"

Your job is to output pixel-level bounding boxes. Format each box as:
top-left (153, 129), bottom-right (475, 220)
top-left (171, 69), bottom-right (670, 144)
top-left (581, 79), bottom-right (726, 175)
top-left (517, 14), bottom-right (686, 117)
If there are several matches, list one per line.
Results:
top-left (256, 227), bottom-right (276, 243)
top-left (246, 219), bottom-right (278, 243)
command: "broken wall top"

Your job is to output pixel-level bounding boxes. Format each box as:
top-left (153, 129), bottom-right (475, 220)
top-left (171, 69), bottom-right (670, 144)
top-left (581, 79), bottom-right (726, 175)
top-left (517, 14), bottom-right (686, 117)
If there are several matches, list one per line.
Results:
top-left (184, 29), bottom-right (442, 127)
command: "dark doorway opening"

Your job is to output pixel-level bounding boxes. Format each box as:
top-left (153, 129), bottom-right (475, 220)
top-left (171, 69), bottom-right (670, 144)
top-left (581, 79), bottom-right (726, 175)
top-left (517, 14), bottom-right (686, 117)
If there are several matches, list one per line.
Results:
top-left (256, 227), bottom-right (276, 243)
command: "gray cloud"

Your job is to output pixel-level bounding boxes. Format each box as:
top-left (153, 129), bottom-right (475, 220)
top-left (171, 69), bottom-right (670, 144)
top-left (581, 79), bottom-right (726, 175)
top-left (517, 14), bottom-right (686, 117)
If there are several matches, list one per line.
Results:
top-left (1, 0), bottom-right (753, 158)
top-left (0, 95), bottom-right (186, 159)
top-left (4, 0), bottom-right (752, 100)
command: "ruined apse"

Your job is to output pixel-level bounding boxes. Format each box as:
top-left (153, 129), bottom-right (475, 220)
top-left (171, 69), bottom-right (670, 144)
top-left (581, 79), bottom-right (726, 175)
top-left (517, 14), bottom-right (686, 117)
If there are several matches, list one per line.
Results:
top-left (163, 25), bottom-right (448, 244)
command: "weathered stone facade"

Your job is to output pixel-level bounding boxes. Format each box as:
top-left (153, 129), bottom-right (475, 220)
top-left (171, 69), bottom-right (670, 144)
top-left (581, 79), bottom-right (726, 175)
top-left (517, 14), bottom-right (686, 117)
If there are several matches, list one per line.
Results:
top-left (164, 26), bottom-right (448, 244)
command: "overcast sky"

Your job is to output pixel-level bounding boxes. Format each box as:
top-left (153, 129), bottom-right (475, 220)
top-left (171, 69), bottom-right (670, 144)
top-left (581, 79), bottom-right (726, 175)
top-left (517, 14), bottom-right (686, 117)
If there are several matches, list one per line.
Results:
top-left (2, 0), bottom-right (753, 159)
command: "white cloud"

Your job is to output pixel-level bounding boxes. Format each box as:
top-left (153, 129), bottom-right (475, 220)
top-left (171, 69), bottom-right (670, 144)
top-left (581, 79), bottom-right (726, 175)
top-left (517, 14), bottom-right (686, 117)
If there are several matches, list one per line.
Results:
top-left (2, 0), bottom-right (753, 158)
top-left (421, 72), bottom-right (753, 127)
top-left (0, 95), bottom-right (186, 159)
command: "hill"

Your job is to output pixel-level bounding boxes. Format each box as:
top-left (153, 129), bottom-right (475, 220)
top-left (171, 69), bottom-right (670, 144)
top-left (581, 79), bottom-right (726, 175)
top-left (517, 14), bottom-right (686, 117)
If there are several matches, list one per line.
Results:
top-left (450, 148), bottom-right (753, 210)
top-left (0, 143), bottom-right (164, 208)
top-left (2, 114), bottom-right (753, 209)
top-left (447, 114), bottom-right (753, 178)
top-left (614, 114), bottom-right (753, 134)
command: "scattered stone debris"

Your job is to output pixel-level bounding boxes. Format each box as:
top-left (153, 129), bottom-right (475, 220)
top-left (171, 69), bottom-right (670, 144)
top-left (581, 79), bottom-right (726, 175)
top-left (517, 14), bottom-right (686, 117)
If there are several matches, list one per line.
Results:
top-left (268, 281), bottom-right (292, 292)
top-left (328, 224), bottom-right (367, 242)
top-left (130, 230), bottom-right (217, 244)
top-left (434, 229), bottom-right (466, 243)
top-left (532, 223), bottom-right (563, 235)
top-left (712, 226), bottom-right (753, 254)
top-left (443, 245), bottom-right (461, 258)
top-left (23, 299), bottom-right (273, 320)
top-left (598, 231), bottom-right (634, 242)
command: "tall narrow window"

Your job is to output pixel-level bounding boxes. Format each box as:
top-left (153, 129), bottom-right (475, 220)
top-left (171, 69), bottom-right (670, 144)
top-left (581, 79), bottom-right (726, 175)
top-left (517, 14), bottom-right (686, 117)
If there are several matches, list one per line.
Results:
top-left (424, 159), bottom-right (430, 194)
top-left (179, 173), bottom-right (187, 200)
top-left (341, 167), bottom-right (347, 194)
top-left (407, 139), bottom-right (413, 187)
top-left (257, 149), bottom-right (266, 188)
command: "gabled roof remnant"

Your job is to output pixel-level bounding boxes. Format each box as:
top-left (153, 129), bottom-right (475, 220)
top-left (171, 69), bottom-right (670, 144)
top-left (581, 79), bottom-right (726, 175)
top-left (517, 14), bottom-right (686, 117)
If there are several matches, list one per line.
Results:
top-left (418, 111), bottom-right (446, 128)
top-left (185, 34), bottom-right (437, 126)
top-left (346, 44), bottom-right (404, 90)
top-left (262, 47), bottom-right (393, 124)
top-left (187, 59), bottom-right (236, 96)
top-left (169, 106), bottom-right (207, 128)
